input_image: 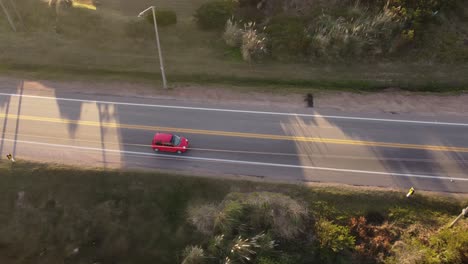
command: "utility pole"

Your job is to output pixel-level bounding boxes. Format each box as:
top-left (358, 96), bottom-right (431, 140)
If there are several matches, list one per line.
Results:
top-left (151, 6), bottom-right (168, 89)
top-left (138, 6), bottom-right (168, 89)
top-left (0, 0), bottom-right (16, 32)
top-left (448, 206), bottom-right (468, 228)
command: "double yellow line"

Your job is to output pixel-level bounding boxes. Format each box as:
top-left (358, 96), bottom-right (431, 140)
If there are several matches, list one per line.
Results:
top-left (1, 113), bottom-right (467, 153)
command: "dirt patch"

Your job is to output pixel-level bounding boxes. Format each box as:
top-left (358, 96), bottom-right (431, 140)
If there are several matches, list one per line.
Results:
top-left (1, 76), bottom-right (467, 116)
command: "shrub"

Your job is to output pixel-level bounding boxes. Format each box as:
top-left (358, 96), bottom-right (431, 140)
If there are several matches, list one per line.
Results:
top-left (214, 200), bottom-right (245, 235)
top-left (145, 10), bottom-right (177, 27)
top-left (316, 219), bottom-right (355, 263)
top-left (317, 220), bottom-right (355, 253)
top-left (308, 6), bottom-right (402, 61)
top-left (387, 226), bottom-right (468, 264)
top-left (235, 0), bottom-right (266, 22)
top-left (187, 204), bottom-right (219, 235)
top-left (428, 227), bottom-right (468, 264)
top-left (230, 192), bottom-right (309, 239)
top-left (183, 192), bottom-right (312, 263)
top-left (241, 22), bottom-right (267, 62)
top-left (366, 210), bottom-right (386, 225)
top-left (386, 239), bottom-right (430, 264)
top-left (195, 0), bottom-right (236, 30)
top-left (223, 17), bottom-right (243, 47)
top-left (182, 245), bottom-right (205, 264)
top-left (388, 0), bottom-right (458, 24)
top-left (350, 216), bottom-right (399, 263)
top-left (266, 15), bottom-right (309, 60)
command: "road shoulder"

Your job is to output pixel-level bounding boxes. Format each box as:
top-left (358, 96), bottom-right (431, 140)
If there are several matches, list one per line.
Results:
top-left (1, 76), bottom-right (467, 117)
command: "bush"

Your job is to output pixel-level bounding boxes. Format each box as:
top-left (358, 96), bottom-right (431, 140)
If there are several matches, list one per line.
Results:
top-left (428, 227), bottom-right (468, 264)
top-left (241, 22), bottom-right (268, 61)
top-left (317, 220), bottom-right (355, 253)
top-left (182, 246), bottom-right (205, 264)
top-left (308, 7), bottom-right (402, 61)
top-left (183, 192), bottom-right (313, 263)
top-left (350, 216), bottom-right (399, 263)
top-left (266, 15), bottom-right (309, 60)
top-left (229, 192), bottom-right (309, 239)
top-left (366, 210), bottom-right (386, 225)
top-left (316, 220), bottom-right (355, 263)
top-left (223, 17), bottom-right (243, 47)
top-left (145, 10), bottom-right (177, 27)
top-left (235, 0), bottom-right (266, 22)
top-left (195, 0), bottom-right (236, 30)
top-left (387, 226), bottom-right (468, 264)
top-left (214, 200), bottom-right (246, 235)
top-left (187, 204), bottom-right (218, 235)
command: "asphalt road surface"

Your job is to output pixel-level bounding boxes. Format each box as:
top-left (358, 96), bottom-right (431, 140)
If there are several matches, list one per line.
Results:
top-left (1, 87), bottom-right (468, 193)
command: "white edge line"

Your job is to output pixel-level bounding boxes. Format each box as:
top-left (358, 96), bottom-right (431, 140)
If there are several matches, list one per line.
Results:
top-left (1, 92), bottom-right (467, 127)
top-left (2, 138), bottom-right (467, 182)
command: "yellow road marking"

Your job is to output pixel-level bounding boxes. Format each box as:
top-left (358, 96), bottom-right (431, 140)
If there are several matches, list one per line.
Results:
top-left (2, 131), bottom-right (467, 163)
top-left (1, 113), bottom-right (467, 153)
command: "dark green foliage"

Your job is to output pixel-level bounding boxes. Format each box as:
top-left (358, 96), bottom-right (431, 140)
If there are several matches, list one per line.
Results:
top-left (316, 220), bottom-right (355, 263)
top-left (365, 210), bottom-right (386, 225)
top-left (145, 10), bottom-right (177, 27)
top-left (235, 0), bottom-right (266, 22)
top-left (194, 0), bottom-right (236, 30)
top-left (266, 16), bottom-right (309, 60)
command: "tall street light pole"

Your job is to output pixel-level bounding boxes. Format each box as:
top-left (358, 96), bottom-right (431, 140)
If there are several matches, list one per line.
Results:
top-left (138, 6), bottom-right (168, 89)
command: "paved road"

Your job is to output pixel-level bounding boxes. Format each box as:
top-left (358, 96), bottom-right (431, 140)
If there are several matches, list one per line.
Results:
top-left (1, 88), bottom-right (468, 193)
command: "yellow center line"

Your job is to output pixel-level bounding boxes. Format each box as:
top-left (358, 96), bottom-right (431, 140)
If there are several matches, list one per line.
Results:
top-left (1, 113), bottom-right (467, 153)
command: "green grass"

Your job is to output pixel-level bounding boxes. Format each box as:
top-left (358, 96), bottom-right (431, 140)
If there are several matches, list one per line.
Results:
top-left (0, 160), bottom-right (466, 263)
top-left (3, 62), bottom-right (467, 93)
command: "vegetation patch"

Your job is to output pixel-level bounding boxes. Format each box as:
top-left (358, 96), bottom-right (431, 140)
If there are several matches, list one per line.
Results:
top-left (0, 160), bottom-right (467, 264)
top-left (195, 0), bottom-right (236, 30)
top-left (0, 0), bottom-right (467, 92)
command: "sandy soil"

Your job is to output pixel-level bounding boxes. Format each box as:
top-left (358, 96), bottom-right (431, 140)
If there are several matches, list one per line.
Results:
top-left (2, 77), bottom-right (467, 116)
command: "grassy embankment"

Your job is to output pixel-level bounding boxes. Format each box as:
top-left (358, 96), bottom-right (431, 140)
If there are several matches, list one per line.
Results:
top-left (0, 160), bottom-right (466, 263)
top-left (0, 0), bottom-right (467, 92)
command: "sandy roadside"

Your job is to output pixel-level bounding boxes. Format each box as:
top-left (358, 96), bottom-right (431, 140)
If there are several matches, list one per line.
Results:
top-left (1, 76), bottom-right (467, 116)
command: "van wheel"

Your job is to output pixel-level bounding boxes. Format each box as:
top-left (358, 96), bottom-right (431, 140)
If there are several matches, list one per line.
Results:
top-left (154, 148), bottom-right (159, 152)
top-left (177, 150), bottom-right (182, 154)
